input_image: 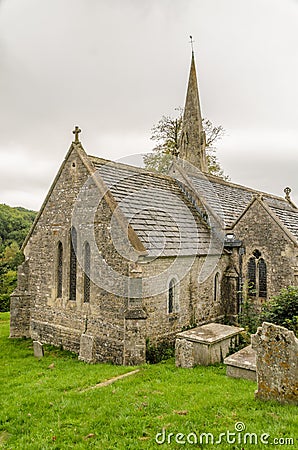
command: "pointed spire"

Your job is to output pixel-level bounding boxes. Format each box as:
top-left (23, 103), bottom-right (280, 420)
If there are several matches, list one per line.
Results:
top-left (178, 48), bottom-right (207, 172)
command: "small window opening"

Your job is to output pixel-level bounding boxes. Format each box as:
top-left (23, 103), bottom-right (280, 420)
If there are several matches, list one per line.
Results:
top-left (214, 272), bottom-right (220, 302)
top-left (168, 278), bottom-right (178, 314)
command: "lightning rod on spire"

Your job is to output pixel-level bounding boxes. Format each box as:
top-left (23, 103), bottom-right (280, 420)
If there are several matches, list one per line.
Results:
top-left (189, 35), bottom-right (195, 52)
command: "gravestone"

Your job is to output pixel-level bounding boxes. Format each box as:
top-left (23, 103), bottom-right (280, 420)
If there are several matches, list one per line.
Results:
top-left (175, 323), bottom-right (244, 368)
top-left (251, 322), bottom-right (298, 404)
top-left (79, 334), bottom-right (95, 363)
top-left (33, 340), bottom-right (44, 358)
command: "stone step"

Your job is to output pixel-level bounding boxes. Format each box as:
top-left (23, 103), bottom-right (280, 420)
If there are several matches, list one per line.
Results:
top-left (175, 322), bottom-right (244, 368)
top-left (224, 345), bottom-right (256, 381)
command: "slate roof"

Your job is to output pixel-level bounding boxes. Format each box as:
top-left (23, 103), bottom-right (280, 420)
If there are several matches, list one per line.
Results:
top-left (189, 174), bottom-right (253, 227)
top-left (190, 172), bottom-right (298, 242)
top-left (267, 200), bottom-right (298, 242)
top-left (89, 156), bottom-right (298, 252)
top-left (89, 157), bottom-right (211, 257)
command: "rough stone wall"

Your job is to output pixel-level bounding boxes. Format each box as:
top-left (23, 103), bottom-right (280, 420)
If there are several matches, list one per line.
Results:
top-left (142, 253), bottom-right (230, 345)
top-left (252, 322), bottom-right (298, 404)
top-left (124, 309), bottom-right (147, 365)
top-left (15, 146), bottom-right (130, 364)
top-left (233, 200), bottom-right (298, 300)
top-left (10, 294), bottom-right (31, 338)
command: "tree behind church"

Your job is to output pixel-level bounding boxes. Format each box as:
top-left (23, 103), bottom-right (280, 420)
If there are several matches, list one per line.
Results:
top-left (144, 109), bottom-right (228, 179)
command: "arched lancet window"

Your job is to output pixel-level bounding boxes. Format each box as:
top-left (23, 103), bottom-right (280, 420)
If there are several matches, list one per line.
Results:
top-left (57, 241), bottom-right (63, 298)
top-left (214, 272), bottom-right (220, 302)
top-left (247, 252), bottom-right (267, 298)
top-left (83, 242), bottom-right (91, 303)
top-left (168, 278), bottom-right (178, 314)
top-left (247, 257), bottom-right (256, 296)
top-left (69, 227), bottom-right (77, 301)
top-left (258, 258), bottom-right (267, 298)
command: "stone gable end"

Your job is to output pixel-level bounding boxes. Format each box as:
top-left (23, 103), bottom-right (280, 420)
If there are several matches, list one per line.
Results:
top-left (233, 199), bottom-right (298, 298)
top-left (14, 145), bottom-right (135, 364)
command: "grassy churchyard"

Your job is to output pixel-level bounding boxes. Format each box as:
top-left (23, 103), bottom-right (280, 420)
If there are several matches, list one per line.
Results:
top-left (0, 312), bottom-right (296, 449)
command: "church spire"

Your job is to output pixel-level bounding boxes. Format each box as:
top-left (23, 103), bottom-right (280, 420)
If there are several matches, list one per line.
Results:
top-left (178, 48), bottom-right (207, 172)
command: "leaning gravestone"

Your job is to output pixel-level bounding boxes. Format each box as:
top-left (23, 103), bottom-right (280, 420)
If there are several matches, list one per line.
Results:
top-left (251, 322), bottom-right (298, 404)
top-left (33, 340), bottom-right (44, 358)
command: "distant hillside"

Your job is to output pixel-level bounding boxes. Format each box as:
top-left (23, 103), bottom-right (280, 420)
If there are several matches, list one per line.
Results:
top-left (0, 204), bottom-right (36, 249)
top-left (0, 204), bottom-right (36, 311)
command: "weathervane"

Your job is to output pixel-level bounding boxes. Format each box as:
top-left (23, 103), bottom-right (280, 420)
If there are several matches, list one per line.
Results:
top-left (72, 126), bottom-right (81, 143)
top-left (189, 35), bottom-right (195, 52)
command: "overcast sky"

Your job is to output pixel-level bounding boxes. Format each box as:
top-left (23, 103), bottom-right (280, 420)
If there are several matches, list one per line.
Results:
top-left (0, 0), bottom-right (297, 210)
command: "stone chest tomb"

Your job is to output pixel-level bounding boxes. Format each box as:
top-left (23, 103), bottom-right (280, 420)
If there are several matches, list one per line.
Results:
top-left (175, 323), bottom-right (244, 368)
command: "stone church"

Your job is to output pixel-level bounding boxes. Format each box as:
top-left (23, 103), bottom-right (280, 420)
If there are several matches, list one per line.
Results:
top-left (10, 52), bottom-right (298, 365)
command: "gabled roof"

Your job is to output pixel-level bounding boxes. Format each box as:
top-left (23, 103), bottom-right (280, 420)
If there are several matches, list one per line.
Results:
top-left (187, 171), bottom-right (298, 243)
top-left (267, 200), bottom-right (298, 242)
top-left (23, 139), bottom-right (297, 257)
top-left (89, 156), bottom-right (211, 257)
top-left (89, 155), bottom-right (298, 250)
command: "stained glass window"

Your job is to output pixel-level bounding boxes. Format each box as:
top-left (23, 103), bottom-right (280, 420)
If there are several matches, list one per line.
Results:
top-left (69, 227), bottom-right (77, 301)
top-left (258, 258), bottom-right (267, 298)
top-left (57, 241), bottom-right (63, 298)
top-left (84, 242), bottom-right (91, 303)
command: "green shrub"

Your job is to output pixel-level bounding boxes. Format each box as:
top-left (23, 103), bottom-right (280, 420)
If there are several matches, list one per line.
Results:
top-left (261, 286), bottom-right (298, 334)
top-left (0, 293), bottom-right (10, 312)
top-left (146, 338), bottom-right (175, 364)
top-left (238, 296), bottom-right (260, 334)
top-left (0, 269), bottom-right (17, 312)
top-left (0, 204), bottom-right (35, 312)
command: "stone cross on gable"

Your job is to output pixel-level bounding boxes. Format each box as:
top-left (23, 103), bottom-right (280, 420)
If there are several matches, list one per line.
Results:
top-left (73, 126), bottom-right (81, 143)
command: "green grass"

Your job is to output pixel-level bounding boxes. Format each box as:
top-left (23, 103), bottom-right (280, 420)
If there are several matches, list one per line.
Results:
top-left (0, 312), bottom-right (296, 449)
